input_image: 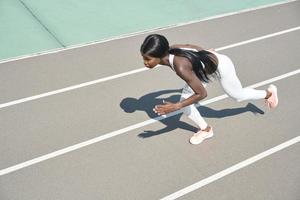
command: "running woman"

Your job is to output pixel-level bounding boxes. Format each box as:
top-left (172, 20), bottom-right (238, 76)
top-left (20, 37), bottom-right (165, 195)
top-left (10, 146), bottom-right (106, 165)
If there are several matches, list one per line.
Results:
top-left (140, 34), bottom-right (278, 145)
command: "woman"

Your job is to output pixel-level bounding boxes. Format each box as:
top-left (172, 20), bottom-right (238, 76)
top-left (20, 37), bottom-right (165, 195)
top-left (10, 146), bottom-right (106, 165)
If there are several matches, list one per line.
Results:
top-left (140, 34), bottom-right (278, 145)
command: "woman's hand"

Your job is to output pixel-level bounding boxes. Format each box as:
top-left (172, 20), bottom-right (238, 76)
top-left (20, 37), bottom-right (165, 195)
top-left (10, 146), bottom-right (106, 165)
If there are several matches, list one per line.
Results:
top-left (153, 101), bottom-right (181, 115)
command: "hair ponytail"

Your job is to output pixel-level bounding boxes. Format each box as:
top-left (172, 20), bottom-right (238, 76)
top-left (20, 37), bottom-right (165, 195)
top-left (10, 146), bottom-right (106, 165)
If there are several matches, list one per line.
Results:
top-left (169, 48), bottom-right (219, 83)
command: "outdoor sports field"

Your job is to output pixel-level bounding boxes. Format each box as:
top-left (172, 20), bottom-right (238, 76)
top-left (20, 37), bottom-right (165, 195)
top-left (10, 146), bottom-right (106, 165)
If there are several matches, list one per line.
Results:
top-left (0, 1), bottom-right (299, 199)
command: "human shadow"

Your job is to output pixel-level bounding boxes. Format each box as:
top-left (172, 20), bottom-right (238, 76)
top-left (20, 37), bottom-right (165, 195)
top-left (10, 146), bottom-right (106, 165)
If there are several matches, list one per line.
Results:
top-left (120, 89), bottom-right (264, 138)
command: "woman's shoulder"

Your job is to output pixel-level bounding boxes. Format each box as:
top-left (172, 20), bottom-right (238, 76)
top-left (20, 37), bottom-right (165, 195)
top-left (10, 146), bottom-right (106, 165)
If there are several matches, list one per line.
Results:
top-left (173, 55), bottom-right (193, 72)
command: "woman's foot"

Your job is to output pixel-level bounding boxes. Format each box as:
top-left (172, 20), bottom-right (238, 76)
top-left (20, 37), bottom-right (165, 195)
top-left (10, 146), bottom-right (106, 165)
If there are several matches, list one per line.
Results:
top-left (265, 84), bottom-right (278, 109)
top-left (189, 126), bottom-right (214, 145)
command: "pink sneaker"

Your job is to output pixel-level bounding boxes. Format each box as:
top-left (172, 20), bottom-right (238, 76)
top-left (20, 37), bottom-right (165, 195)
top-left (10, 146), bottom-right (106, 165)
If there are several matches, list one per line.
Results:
top-left (266, 84), bottom-right (278, 109)
top-left (189, 127), bottom-right (214, 145)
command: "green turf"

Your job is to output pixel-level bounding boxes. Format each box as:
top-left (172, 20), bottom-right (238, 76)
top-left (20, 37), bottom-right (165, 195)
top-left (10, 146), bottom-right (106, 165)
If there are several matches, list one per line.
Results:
top-left (0, 0), bottom-right (288, 60)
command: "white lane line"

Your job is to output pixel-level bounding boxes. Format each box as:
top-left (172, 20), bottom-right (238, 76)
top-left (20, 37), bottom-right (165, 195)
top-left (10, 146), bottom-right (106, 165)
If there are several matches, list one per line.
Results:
top-left (216, 26), bottom-right (300, 51)
top-left (160, 136), bottom-right (300, 200)
top-left (0, 0), bottom-right (297, 64)
top-left (1, 26), bottom-right (300, 109)
top-left (0, 68), bottom-right (299, 176)
top-left (0, 68), bottom-right (148, 109)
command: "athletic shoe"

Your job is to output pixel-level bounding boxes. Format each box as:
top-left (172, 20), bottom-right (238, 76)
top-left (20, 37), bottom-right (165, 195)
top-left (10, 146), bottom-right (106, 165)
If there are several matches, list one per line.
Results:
top-left (266, 84), bottom-right (278, 109)
top-left (189, 127), bottom-right (214, 145)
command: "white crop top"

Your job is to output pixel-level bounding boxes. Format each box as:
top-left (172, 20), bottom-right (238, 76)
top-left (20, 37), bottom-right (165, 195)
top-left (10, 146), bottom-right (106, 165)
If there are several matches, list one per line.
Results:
top-left (168, 48), bottom-right (205, 71)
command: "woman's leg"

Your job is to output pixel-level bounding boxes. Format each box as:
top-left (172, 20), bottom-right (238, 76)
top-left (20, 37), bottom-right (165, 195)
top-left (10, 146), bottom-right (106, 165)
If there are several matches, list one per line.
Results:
top-left (217, 54), bottom-right (267, 102)
top-left (181, 84), bottom-right (214, 145)
top-left (180, 84), bottom-right (208, 130)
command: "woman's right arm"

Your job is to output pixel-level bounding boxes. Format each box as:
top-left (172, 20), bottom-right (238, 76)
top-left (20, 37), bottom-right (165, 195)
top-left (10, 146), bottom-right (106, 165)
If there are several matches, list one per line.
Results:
top-left (174, 57), bottom-right (208, 108)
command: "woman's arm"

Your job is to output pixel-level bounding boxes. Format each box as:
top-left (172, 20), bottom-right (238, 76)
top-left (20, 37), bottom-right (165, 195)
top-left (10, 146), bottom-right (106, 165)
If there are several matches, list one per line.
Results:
top-left (154, 56), bottom-right (207, 115)
top-left (174, 57), bottom-right (207, 108)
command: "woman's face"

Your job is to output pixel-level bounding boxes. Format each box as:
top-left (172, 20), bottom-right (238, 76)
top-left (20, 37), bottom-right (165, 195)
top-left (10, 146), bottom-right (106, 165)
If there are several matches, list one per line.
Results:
top-left (142, 54), bottom-right (161, 69)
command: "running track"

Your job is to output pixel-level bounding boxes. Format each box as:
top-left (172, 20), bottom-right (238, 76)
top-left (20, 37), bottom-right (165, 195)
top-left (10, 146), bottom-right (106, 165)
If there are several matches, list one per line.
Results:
top-left (0, 1), bottom-right (299, 199)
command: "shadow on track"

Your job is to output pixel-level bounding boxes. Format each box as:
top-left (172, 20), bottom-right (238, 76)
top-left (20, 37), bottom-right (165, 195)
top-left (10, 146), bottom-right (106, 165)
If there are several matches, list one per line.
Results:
top-left (120, 89), bottom-right (264, 138)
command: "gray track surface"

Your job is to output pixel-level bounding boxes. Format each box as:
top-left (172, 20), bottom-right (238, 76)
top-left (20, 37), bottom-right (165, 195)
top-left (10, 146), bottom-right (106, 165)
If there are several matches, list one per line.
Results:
top-left (0, 1), bottom-right (299, 200)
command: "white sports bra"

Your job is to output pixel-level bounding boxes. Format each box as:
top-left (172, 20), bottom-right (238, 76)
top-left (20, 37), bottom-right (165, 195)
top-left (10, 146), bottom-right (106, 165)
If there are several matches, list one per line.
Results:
top-left (168, 47), bottom-right (205, 71)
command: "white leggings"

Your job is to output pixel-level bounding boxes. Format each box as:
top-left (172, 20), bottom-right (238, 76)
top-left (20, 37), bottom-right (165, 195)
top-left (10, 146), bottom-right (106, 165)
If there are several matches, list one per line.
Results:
top-left (181, 51), bottom-right (267, 129)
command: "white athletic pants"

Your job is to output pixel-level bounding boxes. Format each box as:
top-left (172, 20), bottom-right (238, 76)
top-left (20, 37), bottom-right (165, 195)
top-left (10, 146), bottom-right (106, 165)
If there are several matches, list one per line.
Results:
top-left (180, 52), bottom-right (267, 130)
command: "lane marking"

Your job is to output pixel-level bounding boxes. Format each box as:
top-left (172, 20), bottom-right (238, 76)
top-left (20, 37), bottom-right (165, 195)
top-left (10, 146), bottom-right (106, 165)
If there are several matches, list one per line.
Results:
top-left (0, 68), bottom-right (299, 176)
top-left (0, 0), bottom-right (297, 64)
top-left (216, 26), bottom-right (300, 51)
top-left (1, 26), bottom-right (300, 109)
top-left (0, 68), bottom-right (147, 109)
top-left (160, 136), bottom-right (300, 200)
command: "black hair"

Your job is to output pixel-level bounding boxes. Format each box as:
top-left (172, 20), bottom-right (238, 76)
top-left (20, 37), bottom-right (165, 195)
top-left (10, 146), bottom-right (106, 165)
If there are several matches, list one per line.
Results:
top-left (168, 48), bottom-right (219, 83)
top-left (140, 34), bottom-right (169, 58)
top-left (140, 34), bottom-right (219, 83)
